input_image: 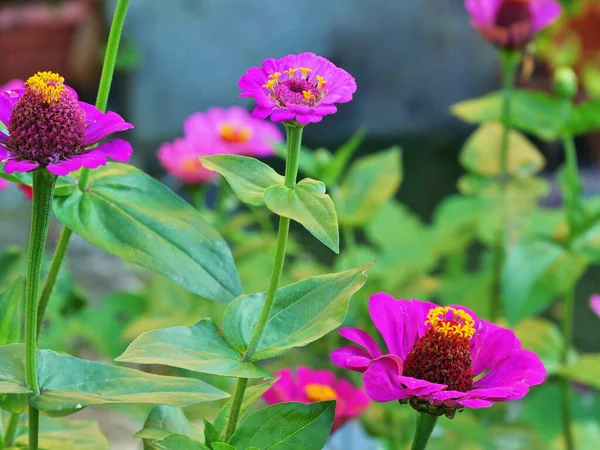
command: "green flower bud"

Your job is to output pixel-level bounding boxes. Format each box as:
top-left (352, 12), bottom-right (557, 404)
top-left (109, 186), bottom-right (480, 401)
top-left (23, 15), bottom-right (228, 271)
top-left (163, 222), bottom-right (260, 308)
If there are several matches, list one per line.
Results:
top-left (553, 67), bottom-right (578, 99)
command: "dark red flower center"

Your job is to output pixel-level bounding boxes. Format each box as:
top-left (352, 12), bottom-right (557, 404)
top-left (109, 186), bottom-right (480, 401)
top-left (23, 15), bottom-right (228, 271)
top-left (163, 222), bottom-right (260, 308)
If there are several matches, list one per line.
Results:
top-left (495, 0), bottom-right (533, 28)
top-left (402, 306), bottom-right (475, 392)
top-left (7, 71), bottom-right (86, 166)
top-left (262, 67), bottom-right (328, 107)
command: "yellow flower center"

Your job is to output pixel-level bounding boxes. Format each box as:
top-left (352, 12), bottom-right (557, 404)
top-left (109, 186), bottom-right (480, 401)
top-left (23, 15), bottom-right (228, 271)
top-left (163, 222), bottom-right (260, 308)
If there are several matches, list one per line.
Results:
top-left (425, 306), bottom-right (476, 339)
top-left (304, 384), bottom-right (337, 402)
top-left (181, 157), bottom-right (203, 173)
top-left (219, 123), bottom-right (252, 143)
top-left (25, 71), bottom-right (65, 103)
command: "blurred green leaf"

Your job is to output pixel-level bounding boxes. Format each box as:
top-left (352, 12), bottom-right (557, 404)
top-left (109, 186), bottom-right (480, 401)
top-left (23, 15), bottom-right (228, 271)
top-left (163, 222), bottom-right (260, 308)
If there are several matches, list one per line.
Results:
top-left (12, 416), bottom-right (109, 450)
top-left (514, 318), bottom-right (563, 374)
top-left (335, 147), bottom-right (402, 226)
top-left (559, 354), bottom-right (600, 389)
top-left (321, 127), bottom-right (367, 185)
top-left (432, 195), bottom-right (486, 254)
top-left (200, 155), bottom-right (285, 206)
top-left (273, 143), bottom-right (319, 178)
top-left (117, 318), bottom-right (270, 379)
top-left (227, 402), bottom-right (334, 450)
top-left (152, 434), bottom-right (210, 450)
top-left (0, 277), bottom-right (23, 346)
top-left (211, 443), bottom-right (237, 450)
top-left (224, 264), bottom-right (371, 361)
top-left (54, 163), bottom-right (242, 304)
top-left (134, 405), bottom-right (204, 444)
top-left (265, 178), bottom-right (339, 253)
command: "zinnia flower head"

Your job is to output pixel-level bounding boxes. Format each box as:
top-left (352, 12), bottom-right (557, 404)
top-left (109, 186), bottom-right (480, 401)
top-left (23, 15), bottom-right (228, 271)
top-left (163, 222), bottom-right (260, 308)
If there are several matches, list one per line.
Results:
top-left (591, 295), bottom-right (600, 318)
top-left (238, 52), bottom-right (356, 124)
top-left (0, 71), bottom-right (133, 176)
top-left (263, 366), bottom-right (370, 431)
top-left (465, 0), bottom-right (562, 49)
top-left (184, 106), bottom-right (282, 157)
top-left (157, 137), bottom-right (218, 185)
top-left (331, 293), bottom-right (546, 418)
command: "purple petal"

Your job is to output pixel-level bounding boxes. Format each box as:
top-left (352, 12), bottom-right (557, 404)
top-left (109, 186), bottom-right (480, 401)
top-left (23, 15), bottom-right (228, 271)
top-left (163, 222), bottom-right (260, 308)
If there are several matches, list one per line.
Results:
top-left (363, 355), bottom-right (411, 402)
top-left (464, 0), bottom-right (501, 26)
top-left (590, 295), bottom-right (600, 318)
top-left (475, 349), bottom-right (546, 390)
top-left (0, 89), bottom-right (24, 126)
top-left (458, 398), bottom-right (494, 408)
top-left (82, 104), bottom-right (133, 147)
top-left (0, 130), bottom-right (8, 143)
top-left (531, 0), bottom-right (562, 31)
top-left (4, 159), bottom-right (38, 174)
top-left (270, 109), bottom-right (295, 123)
top-left (0, 145), bottom-right (14, 160)
top-left (472, 326), bottom-right (516, 375)
top-left (251, 106), bottom-right (274, 120)
top-left (339, 328), bottom-right (382, 358)
top-left (263, 368), bottom-right (298, 404)
top-left (47, 150), bottom-right (107, 176)
top-left (330, 347), bottom-right (372, 373)
top-left (297, 366), bottom-right (336, 387)
top-left (96, 139), bottom-right (133, 162)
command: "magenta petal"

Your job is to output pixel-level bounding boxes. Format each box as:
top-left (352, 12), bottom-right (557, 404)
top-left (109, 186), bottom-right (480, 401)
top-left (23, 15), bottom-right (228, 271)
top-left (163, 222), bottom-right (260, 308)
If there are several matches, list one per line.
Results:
top-left (96, 139), bottom-right (133, 162)
top-left (363, 355), bottom-right (410, 402)
top-left (339, 328), bottom-right (382, 358)
top-left (465, 0), bottom-right (501, 26)
top-left (0, 89), bottom-right (24, 125)
top-left (531, 0), bottom-right (562, 31)
top-left (270, 109), bottom-right (295, 123)
top-left (475, 349), bottom-right (546, 389)
top-left (297, 366), bottom-right (336, 387)
top-left (83, 107), bottom-right (133, 147)
top-left (251, 106), bottom-right (273, 120)
top-left (263, 368), bottom-right (298, 404)
top-left (47, 150), bottom-right (107, 176)
top-left (590, 295), bottom-right (600, 318)
top-left (330, 347), bottom-right (372, 373)
top-left (458, 398), bottom-right (494, 408)
top-left (4, 159), bottom-right (39, 174)
top-left (0, 130), bottom-right (8, 143)
top-left (472, 326), bottom-right (516, 375)
top-left (0, 145), bottom-right (14, 160)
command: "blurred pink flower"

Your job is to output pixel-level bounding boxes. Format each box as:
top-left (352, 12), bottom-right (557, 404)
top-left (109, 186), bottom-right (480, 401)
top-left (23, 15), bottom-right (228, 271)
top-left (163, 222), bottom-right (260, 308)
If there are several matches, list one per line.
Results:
top-left (239, 52), bottom-right (356, 124)
top-left (465, 0), bottom-right (562, 49)
top-left (263, 366), bottom-right (370, 431)
top-left (0, 178), bottom-right (8, 190)
top-left (157, 137), bottom-right (219, 185)
top-left (1, 79), bottom-right (25, 92)
top-left (331, 293), bottom-right (546, 417)
top-left (590, 295), bottom-right (600, 318)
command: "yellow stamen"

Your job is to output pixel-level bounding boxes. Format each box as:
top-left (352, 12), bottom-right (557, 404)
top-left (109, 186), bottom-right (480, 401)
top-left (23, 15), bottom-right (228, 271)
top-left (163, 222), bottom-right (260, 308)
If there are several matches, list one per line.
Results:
top-left (285, 68), bottom-right (299, 77)
top-left (262, 79), bottom-right (276, 90)
top-left (425, 306), bottom-right (476, 339)
top-left (300, 67), bottom-right (313, 77)
top-left (316, 75), bottom-right (327, 89)
top-left (302, 90), bottom-right (315, 102)
top-left (269, 72), bottom-right (282, 80)
top-left (304, 384), bottom-right (337, 402)
top-left (25, 71), bottom-right (65, 103)
top-left (219, 123), bottom-right (252, 143)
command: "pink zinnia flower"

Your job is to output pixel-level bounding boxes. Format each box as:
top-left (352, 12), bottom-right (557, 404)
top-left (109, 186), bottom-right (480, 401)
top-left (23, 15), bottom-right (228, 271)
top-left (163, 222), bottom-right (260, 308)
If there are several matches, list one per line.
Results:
top-left (238, 52), bottom-right (356, 124)
top-left (331, 293), bottom-right (546, 417)
top-left (0, 71), bottom-right (133, 176)
top-left (157, 137), bottom-right (218, 185)
top-left (184, 106), bottom-right (282, 157)
top-left (465, 0), bottom-right (562, 49)
top-left (263, 366), bottom-right (370, 431)
top-left (591, 295), bottom-right (600, 318)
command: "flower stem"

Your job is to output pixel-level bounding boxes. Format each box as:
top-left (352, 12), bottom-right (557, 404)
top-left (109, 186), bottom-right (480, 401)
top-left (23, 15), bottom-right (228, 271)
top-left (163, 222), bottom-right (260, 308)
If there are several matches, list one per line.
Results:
top-left (27, 407), bottom-right (39, 450)
top-left (489, 49), bottom-right (520, 323)
top-left (222, 124), bottom-right (303, 441)
top-left (410, 413), bottom-right (438, 450)
top-left (25, 170), bottom-right (57, 449)
top-left (4, 412), bottom-right (20, 447)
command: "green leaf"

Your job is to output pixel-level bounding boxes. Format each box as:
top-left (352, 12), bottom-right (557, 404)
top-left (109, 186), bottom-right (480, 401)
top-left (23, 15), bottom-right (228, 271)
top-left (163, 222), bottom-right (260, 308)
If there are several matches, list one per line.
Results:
top-left (321, 127), bottom-right (367, 185)
top-left (569, 99), bottom-right (600, 136)
top-left (460, 123), bottom-right (545, 177)
top-left (264, 178), bottom-right (339, 252)
top-left (502, 239), bottom-right (588, 325)
top-left (213, 378), bottom-right (281, 433)
top-left (559, 354), bottom-right (600, 389)
top-left (228, 402), bottom-right (334, 450)
top-left (134, 405), bottom-right (204, 443)
top-left (200, 155), bottom-right (285, 206)
top-left (450, 90), bottom-right (566, 141)
top-left (53, 163), bottom-right (242, 304)
top-left (116, 318), bottom-right (270, 379)
top-left (13, 416), bottom-right (110, 450)
top-left (152, 434), bottom-right (210, 450)
top-left (513, 318), bottom-right (563, 374)
top-left (0, 344), bottom-right (228, 414)
top-left (273, 143), bottom-right (319, 178)
top-left (0, 277), bottom-right (23, 346)
top-left (204, 419), bottom-right (221, 448)
top-left (211, 443), bottom-right (237, 450)
top-left (335, 147), bottom-right (402, 226)
top-left (224, 264), bottom-right (371, 361)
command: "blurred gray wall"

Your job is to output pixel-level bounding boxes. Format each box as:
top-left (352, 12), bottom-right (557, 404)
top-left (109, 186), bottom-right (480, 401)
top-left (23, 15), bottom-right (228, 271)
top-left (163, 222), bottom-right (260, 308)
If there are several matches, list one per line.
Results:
top-left (112, 0), bottom-right (498, 143)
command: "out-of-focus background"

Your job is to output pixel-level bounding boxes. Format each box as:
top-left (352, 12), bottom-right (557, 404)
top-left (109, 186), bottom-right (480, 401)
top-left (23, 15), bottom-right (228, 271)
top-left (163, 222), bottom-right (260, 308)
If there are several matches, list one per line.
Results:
top-left (2, 0), bottom-right (600, 448)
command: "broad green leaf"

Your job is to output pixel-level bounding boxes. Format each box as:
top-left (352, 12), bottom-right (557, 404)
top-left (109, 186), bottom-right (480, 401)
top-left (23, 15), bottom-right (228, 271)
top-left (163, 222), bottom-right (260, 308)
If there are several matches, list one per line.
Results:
top-left (134, 405), bottom-right (203, 443)
top-left (213, 378), bottom-right (281, 432)
top-left (264, 178), bottom-right (339, 252)
top-left (13, 416), bottom-right (109, 450)
top-left (228, 402), bottom-right (334, 450)
top-left (559, 354), bottom-right (600, 389)
top-left (0, 344), bottom-right (228, 414)
top-left (204, 419), bottom-right (221, 448)
top-left (335, 147), bottom-right (402, 226)
top-left (116, 318), bottom-right (270, 379)
top-left (0, 162), bottom-right (77, 196)
top-left (514, 318), bottom-right (563, 374)
top-left (502, 239), bottom-right (588, 325)
top-left (200, 155), bottom-right (284, 206)
top-left (212, 443), bottom-right (237, 450)
top-left (460, 122), bottom-right (545, 177)
top-left (0, 277), bottom-right (23, 346)
top-left (431, 195), bottom-right (486, 254)
top-left (569, 99), bottom-right (600, 136)
top-left (152, 434), bottom-right (210, 450)
top-left (224, 264), bottom-right (371, 361)
top-left (321, 127), bottom-right (367, 185)
top-left (451, 90), bottom-right (566, 141)
top-left (53, 163), bottom-right (242, 304)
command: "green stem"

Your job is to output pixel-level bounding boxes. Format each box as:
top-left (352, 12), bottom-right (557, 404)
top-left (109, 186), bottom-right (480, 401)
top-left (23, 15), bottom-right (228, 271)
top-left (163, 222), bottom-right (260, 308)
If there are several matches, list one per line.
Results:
top-left (489, 50), bottom-right (520, 323)
top-left (410, 413), bottom-right (438, 450)
top-left (216, 178), bottom-right (230, 221)
top-left (562, 136), bottom-right (581, 244)
top-left (222, 125), bottom-right (303, 441)
top-left (222, 378), bottom-right (249, 441)
top-left (36, 227), bottom-right (73, 339)
top-left (27, 407), bottom-right (38, 450)
top-left (25, 170), bottom-right (57, 450)
top-left (4, 413), bottom-right (19, 447)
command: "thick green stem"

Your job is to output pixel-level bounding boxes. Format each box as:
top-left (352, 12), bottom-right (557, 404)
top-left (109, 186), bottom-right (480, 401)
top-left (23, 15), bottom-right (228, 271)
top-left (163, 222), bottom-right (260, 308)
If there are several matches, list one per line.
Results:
top-left (4, 413), bottom-right (20, 447)
top-left (222, 125), bottom-right (303, 441)
top-left (27, 407), bottom-right (38, 450)
top-left (25, 170), bottom-right (57, 449)
top-left (489, 50), bottom-right (520, 323)
top-left (410, 413), bottom-right (438, 450)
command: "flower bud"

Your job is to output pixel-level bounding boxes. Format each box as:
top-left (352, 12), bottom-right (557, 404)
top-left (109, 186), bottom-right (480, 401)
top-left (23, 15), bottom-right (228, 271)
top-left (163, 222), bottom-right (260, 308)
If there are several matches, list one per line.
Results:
top-left (553, 67), bottom-right (578, 99)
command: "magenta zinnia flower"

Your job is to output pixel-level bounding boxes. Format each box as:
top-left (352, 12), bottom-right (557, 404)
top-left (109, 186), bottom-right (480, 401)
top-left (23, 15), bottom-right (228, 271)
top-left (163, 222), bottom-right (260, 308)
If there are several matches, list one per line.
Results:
top-left (157, 137), bottom-right (220, 185)
top-left (184, 106), bottom-right (282, 157)
top-left (465, 0), bottom-right (562, 49)
top-left (0, 71), bottom-right (133, 176)
top-left (331, 293), bottom-right (546, 417)
top-left (591, 295), bottom-right (600, 318)
top-left (263, 366), bottom-right (370, 431)
top-left (238, 52), bottom-right (356, 124)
